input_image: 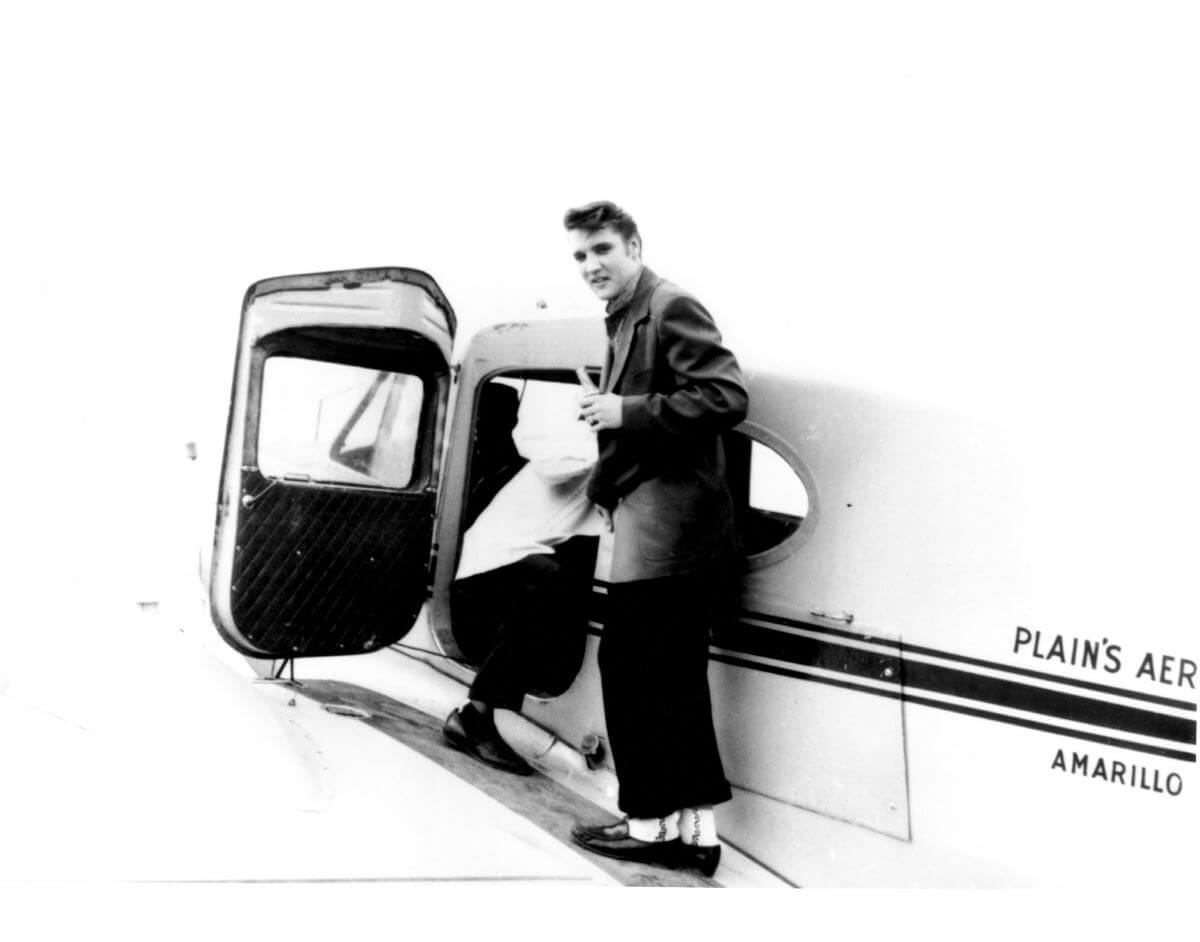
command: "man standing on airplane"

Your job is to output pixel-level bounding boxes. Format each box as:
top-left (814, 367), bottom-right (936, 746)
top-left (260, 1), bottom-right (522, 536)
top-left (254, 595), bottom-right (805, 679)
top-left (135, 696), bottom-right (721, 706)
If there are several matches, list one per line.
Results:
top-left (566, 201), bottom-right (748, 877)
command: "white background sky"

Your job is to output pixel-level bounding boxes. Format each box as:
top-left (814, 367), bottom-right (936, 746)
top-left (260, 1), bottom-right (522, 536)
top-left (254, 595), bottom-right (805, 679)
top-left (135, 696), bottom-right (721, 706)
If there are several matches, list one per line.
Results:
top-left (3, 0), bottom-right (1197, 609)
top-left (1, 0), bottom-right (1196, 594)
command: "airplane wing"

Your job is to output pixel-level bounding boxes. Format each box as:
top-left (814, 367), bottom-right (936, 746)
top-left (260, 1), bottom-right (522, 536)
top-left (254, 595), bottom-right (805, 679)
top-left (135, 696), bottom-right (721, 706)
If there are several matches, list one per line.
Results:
top-left (0, 611), bottom-right (614, 887)
top-left (0, 602), bottom-right (723, 893)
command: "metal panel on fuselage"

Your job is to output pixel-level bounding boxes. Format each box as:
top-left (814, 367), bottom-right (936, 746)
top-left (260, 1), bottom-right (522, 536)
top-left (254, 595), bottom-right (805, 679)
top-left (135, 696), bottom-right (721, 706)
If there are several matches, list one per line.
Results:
top-left (730, 369), bottom-right (1196, 885)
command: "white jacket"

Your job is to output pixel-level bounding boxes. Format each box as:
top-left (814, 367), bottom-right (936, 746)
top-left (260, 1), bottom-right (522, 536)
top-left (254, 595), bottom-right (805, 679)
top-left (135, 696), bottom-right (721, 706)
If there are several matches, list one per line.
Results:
top-left (454, 401), bottom-right (602, 581)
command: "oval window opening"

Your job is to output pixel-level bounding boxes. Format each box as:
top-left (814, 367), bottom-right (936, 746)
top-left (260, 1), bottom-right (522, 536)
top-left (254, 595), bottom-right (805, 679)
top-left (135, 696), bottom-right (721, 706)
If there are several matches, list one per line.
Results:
top-left (739, 437), bottom-right (809, 557)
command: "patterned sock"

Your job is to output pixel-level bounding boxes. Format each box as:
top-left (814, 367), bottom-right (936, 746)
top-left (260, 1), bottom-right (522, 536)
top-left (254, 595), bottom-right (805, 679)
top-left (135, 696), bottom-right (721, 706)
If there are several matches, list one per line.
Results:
top-left (677, 807), bottom-right (719, 846)
top-left (626, 815), bottom-right (681, 843)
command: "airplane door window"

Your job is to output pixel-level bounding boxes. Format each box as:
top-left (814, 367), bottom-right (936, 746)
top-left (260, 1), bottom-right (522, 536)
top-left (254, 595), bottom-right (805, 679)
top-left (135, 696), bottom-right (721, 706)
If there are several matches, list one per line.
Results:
top-left (258, 355), bottom-right (424, 489)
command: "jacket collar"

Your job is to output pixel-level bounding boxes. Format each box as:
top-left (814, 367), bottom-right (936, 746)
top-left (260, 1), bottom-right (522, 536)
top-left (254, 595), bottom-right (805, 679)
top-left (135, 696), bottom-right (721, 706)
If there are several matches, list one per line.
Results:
top-left (602, 266), bottom-right (660, 392)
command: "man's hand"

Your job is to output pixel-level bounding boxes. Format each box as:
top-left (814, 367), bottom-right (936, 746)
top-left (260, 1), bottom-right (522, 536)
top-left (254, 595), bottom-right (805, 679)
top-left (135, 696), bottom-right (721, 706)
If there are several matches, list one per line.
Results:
top-left (580, 392), bottom-right (623, 431)
top-left (597, 506), bottom-right (614, 533)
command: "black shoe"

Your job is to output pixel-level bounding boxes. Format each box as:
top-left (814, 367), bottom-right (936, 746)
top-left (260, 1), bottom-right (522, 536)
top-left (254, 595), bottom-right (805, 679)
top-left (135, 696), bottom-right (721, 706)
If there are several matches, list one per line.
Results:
top-left (569, 819), bottom-right (681, 868)
top-left (443, 707), bottom-right (534, 776)
top-left (678, 842), bottom-right (721, 877)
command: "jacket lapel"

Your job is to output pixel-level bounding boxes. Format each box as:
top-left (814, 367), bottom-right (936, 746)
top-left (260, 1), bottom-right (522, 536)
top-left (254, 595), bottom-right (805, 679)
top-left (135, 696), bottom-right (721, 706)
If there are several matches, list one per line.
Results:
top-left (604, 268), bottom-right (658, 393)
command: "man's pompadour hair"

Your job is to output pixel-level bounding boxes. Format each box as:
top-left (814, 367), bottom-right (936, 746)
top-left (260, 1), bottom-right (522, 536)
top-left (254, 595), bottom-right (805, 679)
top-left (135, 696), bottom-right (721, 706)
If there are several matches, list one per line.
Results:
top-left (562, 201), bottom-right (639, 242)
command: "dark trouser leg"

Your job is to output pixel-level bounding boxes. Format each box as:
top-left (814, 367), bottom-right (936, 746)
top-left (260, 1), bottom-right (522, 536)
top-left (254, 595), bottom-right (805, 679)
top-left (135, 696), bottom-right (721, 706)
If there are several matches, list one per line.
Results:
top-left (453, 547), bottom-right (592, 711)
top-left (600, 572), bottom-right (732, 818)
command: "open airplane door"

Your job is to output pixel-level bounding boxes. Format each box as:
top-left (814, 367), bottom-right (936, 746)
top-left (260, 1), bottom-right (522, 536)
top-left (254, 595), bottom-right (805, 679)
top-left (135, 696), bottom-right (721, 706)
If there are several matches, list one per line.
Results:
top-left (210, 268), bottom-right (456, 658)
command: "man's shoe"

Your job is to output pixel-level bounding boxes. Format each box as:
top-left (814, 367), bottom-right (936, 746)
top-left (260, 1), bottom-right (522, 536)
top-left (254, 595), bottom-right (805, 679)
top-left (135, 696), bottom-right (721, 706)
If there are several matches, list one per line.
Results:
top-left (443, 707), bottom-right (534, 776)
top-left (571, 818), bottom-right (627, 841)
top-left (569, 819), bottom-right (680, 868)
top-left (678, 842), bottom-right (721, 877)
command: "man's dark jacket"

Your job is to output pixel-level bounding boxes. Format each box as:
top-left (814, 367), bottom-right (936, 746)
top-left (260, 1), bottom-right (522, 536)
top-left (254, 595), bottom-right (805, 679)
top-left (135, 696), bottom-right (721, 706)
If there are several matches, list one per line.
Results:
top-left (588, 267), bottom-right (748, 582)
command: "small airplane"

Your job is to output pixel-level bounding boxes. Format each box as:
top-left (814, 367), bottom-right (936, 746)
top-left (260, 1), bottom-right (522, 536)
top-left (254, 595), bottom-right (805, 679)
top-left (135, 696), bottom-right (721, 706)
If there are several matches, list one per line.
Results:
top-left (204, 265), bottom-right (1196, 888)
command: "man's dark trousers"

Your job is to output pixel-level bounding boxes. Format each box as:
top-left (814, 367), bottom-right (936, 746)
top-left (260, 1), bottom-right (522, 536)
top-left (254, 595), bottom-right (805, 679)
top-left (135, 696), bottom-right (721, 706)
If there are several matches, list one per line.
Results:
top-left (599, 566), bottom-right (733, 817)
top-left (452, 536), bottom-right (598, 710)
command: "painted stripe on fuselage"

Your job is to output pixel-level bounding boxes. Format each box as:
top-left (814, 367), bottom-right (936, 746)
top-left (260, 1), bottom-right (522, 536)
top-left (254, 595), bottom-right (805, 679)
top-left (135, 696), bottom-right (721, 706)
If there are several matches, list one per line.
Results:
top-left (708, 651), bottom-right (1196, 764)
top-left (585, 587), bottom-right (1198, 762)
top-left (742, 608), bottom-right (1196, 712)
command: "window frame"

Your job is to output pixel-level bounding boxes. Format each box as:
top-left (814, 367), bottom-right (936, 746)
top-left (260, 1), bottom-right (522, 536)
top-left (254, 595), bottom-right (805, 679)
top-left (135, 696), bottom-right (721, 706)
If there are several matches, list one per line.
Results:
top-left (732, 420), bottom-right (820, 570)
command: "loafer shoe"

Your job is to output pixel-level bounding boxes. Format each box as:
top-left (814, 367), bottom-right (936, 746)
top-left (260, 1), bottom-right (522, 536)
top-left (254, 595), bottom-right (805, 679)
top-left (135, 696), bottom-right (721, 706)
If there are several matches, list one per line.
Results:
top-left (443, 707), bottom-right (534, 776)
top-left (678, 842), bottom-right (721, 877)
top-left (570, 819), bottom-right (681, 868)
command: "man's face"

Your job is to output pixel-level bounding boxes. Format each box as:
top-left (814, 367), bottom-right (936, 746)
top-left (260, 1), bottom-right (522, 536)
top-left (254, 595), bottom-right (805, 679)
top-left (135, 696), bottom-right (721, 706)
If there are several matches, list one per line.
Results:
top-left (568, 225), bottom-right (642, 302)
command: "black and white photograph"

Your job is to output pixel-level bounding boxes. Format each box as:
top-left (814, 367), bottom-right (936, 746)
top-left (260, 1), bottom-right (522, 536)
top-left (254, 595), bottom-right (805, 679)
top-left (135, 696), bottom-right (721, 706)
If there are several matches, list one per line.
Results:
top-left (1, 0), bottom-right (1196, 934)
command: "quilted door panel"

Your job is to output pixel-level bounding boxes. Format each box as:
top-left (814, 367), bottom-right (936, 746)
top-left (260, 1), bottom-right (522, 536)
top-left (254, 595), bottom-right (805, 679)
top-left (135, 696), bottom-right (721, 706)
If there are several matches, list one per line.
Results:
top-left (230, 469), bottom-right (434, 657)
